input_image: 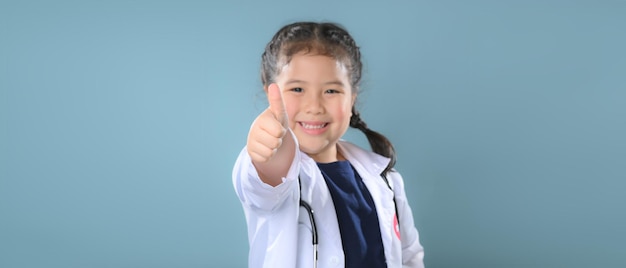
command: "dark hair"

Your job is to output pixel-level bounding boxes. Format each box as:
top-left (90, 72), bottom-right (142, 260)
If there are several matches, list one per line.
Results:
top-left (260, 21), bottom-right (396, 175)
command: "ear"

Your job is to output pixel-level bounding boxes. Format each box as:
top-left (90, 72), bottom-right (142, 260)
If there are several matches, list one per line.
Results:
top-left (349, 94), bottom-right (357, 117)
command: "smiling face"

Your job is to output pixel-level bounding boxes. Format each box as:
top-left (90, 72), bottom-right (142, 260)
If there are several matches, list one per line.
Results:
top-left (274, 53), bottom-right (356, 163)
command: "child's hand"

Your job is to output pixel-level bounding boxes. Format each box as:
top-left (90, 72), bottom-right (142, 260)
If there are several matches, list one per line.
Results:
top-left (247, 83), bottom-right (289, 164)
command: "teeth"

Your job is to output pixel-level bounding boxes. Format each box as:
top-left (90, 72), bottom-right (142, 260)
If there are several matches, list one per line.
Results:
top-left (301, 123), bottom-right (326, 129)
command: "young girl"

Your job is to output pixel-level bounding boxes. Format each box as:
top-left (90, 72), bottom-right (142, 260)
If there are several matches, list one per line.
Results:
top-left (233, 21), bottom-right (425, 268)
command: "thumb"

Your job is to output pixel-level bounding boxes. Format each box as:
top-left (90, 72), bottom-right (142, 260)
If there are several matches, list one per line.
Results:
top-left (267, 83), bottom-right (288, 127)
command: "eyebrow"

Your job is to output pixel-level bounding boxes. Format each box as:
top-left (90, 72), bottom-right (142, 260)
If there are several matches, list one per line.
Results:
top-left (285, 79), bottom-right (345, 87)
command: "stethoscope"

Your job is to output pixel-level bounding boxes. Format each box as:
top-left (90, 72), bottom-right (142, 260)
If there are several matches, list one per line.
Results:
top-left (298, 176), bottom-right (319, 268)
top-left (298, 174), bottom-right (398, 268)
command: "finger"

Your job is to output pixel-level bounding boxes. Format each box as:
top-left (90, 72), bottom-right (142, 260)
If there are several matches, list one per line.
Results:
top-left (248, 140), bottom-right (276, 163)
top-left (249, 149), bottom-right (270, 163)
top-left (267, 83), bottom-right (288, 127)
top-left (259, 110), bottom-right (287, 138)
top-left (255, 128), bottom-right (283, 150)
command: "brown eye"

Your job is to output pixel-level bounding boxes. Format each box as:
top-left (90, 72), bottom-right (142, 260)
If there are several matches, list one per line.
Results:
top-left (291, 87), bottom-right (303, 93)
top-left (325, 89), bottom-right (339, 94)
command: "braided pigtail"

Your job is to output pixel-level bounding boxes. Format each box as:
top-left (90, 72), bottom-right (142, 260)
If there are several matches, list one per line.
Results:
top-left (350, 108), bottom-right (396, 175)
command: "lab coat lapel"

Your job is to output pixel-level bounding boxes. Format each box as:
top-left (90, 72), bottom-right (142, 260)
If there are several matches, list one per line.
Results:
top-left (299, 152), bottom-right (344, 267)
top-left (337, 141), bottom-right (397, 263)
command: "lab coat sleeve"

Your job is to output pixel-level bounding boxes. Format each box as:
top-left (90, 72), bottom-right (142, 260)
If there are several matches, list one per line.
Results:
top-left (232, 130), bottom-right (302, 268)
top-left (391, 171), bottom-right (426, 268)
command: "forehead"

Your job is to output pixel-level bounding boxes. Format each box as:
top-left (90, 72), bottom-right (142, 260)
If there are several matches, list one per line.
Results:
top-left (278, 53), bottom-right (349, 81)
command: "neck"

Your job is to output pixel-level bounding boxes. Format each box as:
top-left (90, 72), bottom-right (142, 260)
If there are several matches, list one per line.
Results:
top-left (309, 145), bottom-right (346, 163)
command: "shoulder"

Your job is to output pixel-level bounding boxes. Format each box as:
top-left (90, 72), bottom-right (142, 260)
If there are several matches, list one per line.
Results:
top-left (338, 140), bottom-right (387, 161)
top-left (338, 140), bottom-right (391, 176)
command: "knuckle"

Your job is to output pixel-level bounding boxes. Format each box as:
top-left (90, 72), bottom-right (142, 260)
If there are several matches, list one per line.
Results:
top-left (268, 138), bottom-right (281, 150)
top-left (275, 138), bottom-right (283, 148)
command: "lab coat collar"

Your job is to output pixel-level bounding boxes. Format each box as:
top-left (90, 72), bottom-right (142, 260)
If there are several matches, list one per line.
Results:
top-left (337, 140), bottom-right (390, 176)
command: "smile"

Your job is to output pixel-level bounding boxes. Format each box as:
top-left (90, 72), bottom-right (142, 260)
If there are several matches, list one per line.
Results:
top-left (299, 122), bottom-right (328, 129)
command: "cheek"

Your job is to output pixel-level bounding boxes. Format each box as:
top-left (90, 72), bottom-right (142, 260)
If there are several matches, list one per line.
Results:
top-left (332, 101), bottom-right (353, 122)
top-left (284, 99), bottom-right (299, 127)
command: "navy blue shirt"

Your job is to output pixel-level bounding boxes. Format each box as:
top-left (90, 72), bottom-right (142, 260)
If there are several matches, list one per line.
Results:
top-left (317, 161), bottom-right (387, 268)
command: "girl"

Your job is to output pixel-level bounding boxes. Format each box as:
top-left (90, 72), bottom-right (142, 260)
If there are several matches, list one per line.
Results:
top-left (233, 22), bottom-right (425, 268)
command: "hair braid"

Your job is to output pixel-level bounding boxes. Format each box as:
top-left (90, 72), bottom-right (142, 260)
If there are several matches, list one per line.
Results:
top-left (350, 108), bottom-right (396, 175)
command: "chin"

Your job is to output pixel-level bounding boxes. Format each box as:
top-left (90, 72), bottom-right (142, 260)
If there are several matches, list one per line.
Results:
top-left (299, 145), bottom-right (323, 156)
top-left (298, 141), bottom-right (335, 159)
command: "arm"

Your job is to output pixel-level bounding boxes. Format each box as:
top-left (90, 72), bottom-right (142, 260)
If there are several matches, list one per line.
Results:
top-left (233, 130), bottom-right (301, 211)
top-left (232, 85), bottom-right (302, 268)
top-left (232, 139), bottom-right (302, 268)
top-left (234, 83), bottom-right (301, 211)
top-left (390, 171), bottom-right (425, 268)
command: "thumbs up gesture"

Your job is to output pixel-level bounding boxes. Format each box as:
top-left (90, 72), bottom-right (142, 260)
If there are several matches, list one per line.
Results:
top-left (247, 83), bottom-right (292, 165)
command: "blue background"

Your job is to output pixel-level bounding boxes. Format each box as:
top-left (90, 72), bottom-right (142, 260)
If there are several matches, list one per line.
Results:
top-left (1, 1), bottom-right (625, 267)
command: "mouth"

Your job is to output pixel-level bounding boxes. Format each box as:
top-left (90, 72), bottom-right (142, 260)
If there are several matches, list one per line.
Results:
top-left (297, 121), bottom-right (329, 135)
top-left (299, 122), bottom-right (329, 129)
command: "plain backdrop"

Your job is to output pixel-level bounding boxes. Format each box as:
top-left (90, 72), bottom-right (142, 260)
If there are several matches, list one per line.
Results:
top-left (1, 0), bottom-right (625, 267)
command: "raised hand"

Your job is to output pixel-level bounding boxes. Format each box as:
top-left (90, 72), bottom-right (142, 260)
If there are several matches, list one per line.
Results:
top-left (246, 84), bottom-right (295, 185)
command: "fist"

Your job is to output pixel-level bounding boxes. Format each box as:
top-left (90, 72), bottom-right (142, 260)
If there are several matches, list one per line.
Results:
top-left (247, 83), bottom-right (289, 163)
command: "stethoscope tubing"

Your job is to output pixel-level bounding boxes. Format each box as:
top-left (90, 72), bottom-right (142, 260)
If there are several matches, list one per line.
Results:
top-left (299, 176), bottom-right (319, 267)
top-left (299, 199), bottom-right (318, 268)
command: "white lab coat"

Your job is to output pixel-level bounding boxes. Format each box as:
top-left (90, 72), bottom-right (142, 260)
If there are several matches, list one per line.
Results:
top-left (232, 134), bottom-right (425, 268)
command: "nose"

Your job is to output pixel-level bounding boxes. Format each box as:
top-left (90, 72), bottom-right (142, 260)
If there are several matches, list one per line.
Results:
top-left (303, 93), bottom-right (324, 115)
